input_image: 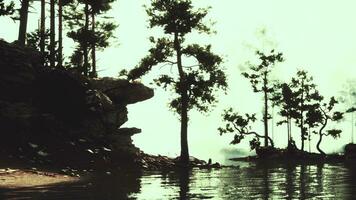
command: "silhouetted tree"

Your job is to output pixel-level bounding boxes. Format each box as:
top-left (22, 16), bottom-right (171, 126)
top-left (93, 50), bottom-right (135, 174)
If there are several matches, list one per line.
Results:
top-left (57, 0), bottom-right (73, 68)
top-left (49, 0), bottom-right (56, 67)
top-left (290, 70), bottom-right (321, 151)
top-left (125, 0), bottom-right (227, 165)
top-left (306, 97), bottom-right (343, 155)
top-left (65, 0), bottom-right (117, 76)
top-left (242, 50), bottom-right (283, 147)
top-left (58, 0), bottom-right (63, 67)
top-left (218, 108), bottom-right (274, 150)
top-left (64, 1), bottom-right (91, 74)
top-left (18, 0), bottom-right (31, 46)
top-left (40, 0), bottom-right (45, 54)
top-left (0, 0), bottom-right (14, 16)
top-left (88, 0), bottom-right (116, 77)
top-left (271, 83), bottom-right (297, 146)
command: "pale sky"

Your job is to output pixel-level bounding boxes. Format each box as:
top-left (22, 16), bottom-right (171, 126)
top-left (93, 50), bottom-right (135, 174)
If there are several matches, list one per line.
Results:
top-left (1, 0), bottom-right (356, 163)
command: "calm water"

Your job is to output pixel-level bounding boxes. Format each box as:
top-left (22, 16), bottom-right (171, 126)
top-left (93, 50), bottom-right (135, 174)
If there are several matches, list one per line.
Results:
top-left (1, 162), bottom-right (356, 199)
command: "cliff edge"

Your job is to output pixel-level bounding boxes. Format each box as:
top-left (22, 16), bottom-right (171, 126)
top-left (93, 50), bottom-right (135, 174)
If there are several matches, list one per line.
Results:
top-left (0, 40), bottom-right (153, 170)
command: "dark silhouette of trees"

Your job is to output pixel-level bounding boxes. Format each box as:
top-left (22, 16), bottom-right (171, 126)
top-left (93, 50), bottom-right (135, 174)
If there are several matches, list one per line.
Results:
top-left (40, 0), bottom-right (45, 54)
top-left (289, 70), bottom-right (321, 151)
top-left (88, 0), bottom-right (116, 77)
top-left (58, 0), bottom-right (63, 67)
top-left (218, 108), bottom-right (274, 150)
top-left (65, 0), bottom-right (117, 76)
top-left (18, 0), bottom-right (31, 46)
top-left (49, 0), bottom-right (56, 67)
top-left (125, 0), bottom-right (227, 166)
top-left (271, 70), bottom-right (326, 151)
top-left (0, 0), bottom-right (14, 16)
top-left (306, 97), bottom-right (343, 155)
top-left (242, 50), bottom-right (283, 147)
top-left (57, 0), bottom-right (73, 68)
top-left (271, 83), bottom-right (298, 146)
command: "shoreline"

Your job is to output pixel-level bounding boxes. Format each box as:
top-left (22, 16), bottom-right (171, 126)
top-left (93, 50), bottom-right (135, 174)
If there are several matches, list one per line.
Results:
top-left (0, 168), bottom-right (80, 188)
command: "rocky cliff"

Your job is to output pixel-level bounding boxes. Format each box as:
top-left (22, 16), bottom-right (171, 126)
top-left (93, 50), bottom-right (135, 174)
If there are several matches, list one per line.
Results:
top-left (0, 40), bottom-right (153, 169)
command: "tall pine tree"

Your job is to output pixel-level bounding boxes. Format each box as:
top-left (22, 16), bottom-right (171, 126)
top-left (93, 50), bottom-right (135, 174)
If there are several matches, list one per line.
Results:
top-left (242, 50), bottom-right (283, 147)
top-left (125, 0), bottom-right (227, 166)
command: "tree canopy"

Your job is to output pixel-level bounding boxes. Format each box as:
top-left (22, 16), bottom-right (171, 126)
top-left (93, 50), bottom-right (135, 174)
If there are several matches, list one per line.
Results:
top-left (124, 0), bottom-right (227, 165)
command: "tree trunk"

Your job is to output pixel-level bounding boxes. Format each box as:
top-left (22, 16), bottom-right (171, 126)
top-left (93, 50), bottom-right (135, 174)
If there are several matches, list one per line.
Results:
top-left (50, 0), bottom-right (55, 68)
top-left (58, 0), bottom-right (63, 68)
top-left (287, 117), bottom-right (290, 145)
top-left (263, 72), bottom-right (269, 147)
top-left (300, 80), bottom-right (305, 151)
top-left (83, 3), bottom-right (89, 76)
top-left (308, 127), bottom-right (311, 153)
top-left (18, 0), bottom-right (29, 46)
top-left (40, 0), bottom-right (45, 54)
top-left (352, 112), bottom-right (354, 143)
top-left (316, 117), bottom-right (327, 156)
top-left (271, 106), bottom-right (274, 141)
top-left (90, 11), bottom-right (97, 77)
top-left (316, 133), bottom-right (325, 156)
top-left (175, 32), bottom-right (189, 166)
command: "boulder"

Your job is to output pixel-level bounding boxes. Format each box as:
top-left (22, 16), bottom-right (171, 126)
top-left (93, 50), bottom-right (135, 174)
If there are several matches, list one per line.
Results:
top-left (91, 77), bottom-right (154, 105)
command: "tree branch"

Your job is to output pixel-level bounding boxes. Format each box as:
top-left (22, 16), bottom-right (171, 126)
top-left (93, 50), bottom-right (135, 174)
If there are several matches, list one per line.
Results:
top-left (243, 131), bottom-right (274, 147)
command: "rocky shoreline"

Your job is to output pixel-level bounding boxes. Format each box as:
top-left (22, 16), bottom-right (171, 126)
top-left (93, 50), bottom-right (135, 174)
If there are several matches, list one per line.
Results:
top-left (0, 39), bottom-right (152, 170)
top-left (0, 40), bottom-right (230, 174)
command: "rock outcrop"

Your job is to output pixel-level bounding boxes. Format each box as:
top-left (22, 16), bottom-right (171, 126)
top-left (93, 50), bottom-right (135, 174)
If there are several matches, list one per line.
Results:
top-left (0, 40), bottom-right (154, 169)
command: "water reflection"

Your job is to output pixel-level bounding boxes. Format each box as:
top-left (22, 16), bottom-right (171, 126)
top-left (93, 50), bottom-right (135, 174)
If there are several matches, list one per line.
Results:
top-left (133, 162), bottom-right (356, 199)
top-left (1, 163), bottom-right (356, 199)
top-left (0, 169), bottom-right (142, 200)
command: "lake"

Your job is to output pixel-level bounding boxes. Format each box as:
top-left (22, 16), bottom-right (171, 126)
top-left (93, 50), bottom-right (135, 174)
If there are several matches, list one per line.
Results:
top-left (1, 162), bottom-right (356, 199)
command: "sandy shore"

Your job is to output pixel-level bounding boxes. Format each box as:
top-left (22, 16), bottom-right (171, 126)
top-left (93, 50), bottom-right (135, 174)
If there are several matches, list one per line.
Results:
top-left (0, 168), bottom-right (79, 188)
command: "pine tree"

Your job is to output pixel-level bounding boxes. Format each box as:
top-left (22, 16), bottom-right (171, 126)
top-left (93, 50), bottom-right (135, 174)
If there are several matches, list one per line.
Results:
top-left (40, 0), bottom-right (45, 54)
top-left (65, 0), bottom-right (116, 76)
top-left (49, 0), bottom-right (56, 67)
top-left (306, 97), bottom-right (343, 155)
top-left (18, 0), bottom-right (30, 46)
top-left (125, 0), bottom-right (227, 166)
top-left (271, 83), bottom-right (298, 146)
top-left (290, 70), bottom-right (321, 151)
top-left (88, 0), bottom-right (116, 77)
top-left (57, 0), bottom-right (73, 68)
top-left (242, 50), bottom-right (283, 147)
